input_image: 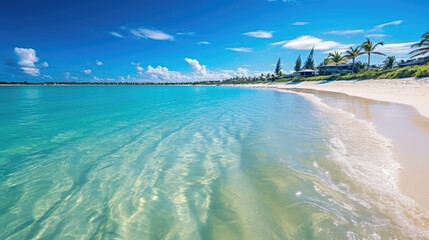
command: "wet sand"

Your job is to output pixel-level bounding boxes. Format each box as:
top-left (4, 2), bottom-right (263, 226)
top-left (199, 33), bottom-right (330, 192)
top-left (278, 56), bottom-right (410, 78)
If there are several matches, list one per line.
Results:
top-left (289, 89), bottom-right (429, 210)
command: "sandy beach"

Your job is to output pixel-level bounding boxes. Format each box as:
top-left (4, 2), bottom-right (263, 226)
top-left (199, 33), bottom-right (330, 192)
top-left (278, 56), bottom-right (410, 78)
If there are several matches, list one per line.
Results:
top-left (244, 77), bottom-right (429, 119)
top-left (239, 78), bottom-right (429, 210)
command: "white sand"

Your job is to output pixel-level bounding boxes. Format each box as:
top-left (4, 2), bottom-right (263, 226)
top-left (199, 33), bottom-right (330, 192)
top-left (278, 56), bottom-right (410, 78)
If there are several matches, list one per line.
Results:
top-left (242, 77), bottom-right (429, 119)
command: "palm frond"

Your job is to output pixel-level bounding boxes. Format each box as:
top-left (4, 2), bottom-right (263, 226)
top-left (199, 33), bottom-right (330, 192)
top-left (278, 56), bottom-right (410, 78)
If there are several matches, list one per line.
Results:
top-left (372, 51), bottom-right (386, 56)
top-left (409, 47), bottom-right (429, 54)
top-left (361, 39), bottom-right (372, 52)
top-left (372, 42), bottom-right (384, 50)
top-left (411, 51), bottom-right (429, 58)
top-left (410, 32), bottom-right (429, 56)
top-left (412, 40), bottom-right (429, 48)
top-left (410, 47), bottom-right (429, 58)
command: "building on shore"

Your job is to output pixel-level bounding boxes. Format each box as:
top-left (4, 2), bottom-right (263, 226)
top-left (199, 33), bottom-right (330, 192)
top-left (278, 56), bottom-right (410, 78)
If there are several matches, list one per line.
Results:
top-left (293, 69), bottom-right (318, 77)
top-left (398, 56), bottom-right (429, 67)
top-left (318, 63), bottom-right (352, 75)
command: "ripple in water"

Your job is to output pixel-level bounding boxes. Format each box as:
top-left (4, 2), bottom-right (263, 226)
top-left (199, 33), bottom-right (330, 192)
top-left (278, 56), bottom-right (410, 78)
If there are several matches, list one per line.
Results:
top-left (0, 86), bottom-right (428, 239)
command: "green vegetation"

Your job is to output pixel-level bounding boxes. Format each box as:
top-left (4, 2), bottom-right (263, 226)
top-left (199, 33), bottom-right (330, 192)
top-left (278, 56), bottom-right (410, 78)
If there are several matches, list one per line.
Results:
top-left (325, 51), bottom-right (348, 66)
top-left (221, 61), bottom-right (429, 85)
top-left (302, 47), bottom-right (315, 70)
top-left (344, 46), bottom-right (363, 72)
top-left (289, 62), bottom-right (429, 82)
top-left (275, 58), bottom-right (283, 77)
top-left (294, 55), bottom-right (301, 72)
top-left (383, 56), bottom-right (396, 69)
top-left (361, 38), bottom-right (386, 68)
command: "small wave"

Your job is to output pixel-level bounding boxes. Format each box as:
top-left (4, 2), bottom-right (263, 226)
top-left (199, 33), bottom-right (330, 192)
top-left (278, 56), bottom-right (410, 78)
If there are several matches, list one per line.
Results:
top-left (294, 91), bottom-right (429, 238)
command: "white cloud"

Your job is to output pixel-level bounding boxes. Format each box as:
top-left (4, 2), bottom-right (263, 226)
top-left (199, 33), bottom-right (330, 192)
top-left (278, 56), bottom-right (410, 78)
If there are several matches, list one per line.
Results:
top-left (183, 58), bottom-right (253, 81)
top-left (185, 58), bottom-right (208, 75)
top-left (371, 20), bottom-right (402, 31)
top-left (325, 30), bottom-right (364, 35)
top-left (83, 69), bottom-right (92, 75)
top-left (292, 22), bottom-right (308, 26)
top-left (243, 30), bottom-right (274, 39)
top-left (146, 65), bottom-right (183, 80)
top-left (65, 72), bottom-right (78, 80)
top-left (176, 32), bottom-right (195, 36)
top-left (40, 61), bottom-right (49, 68)
top-left (136, 65), bottom-right (144, 74)
top-left (93, 76), bottom-right (115, 81)
top-left (139, 58), bottom-right (254, 82)
top-left (130, 28), bottom-right (174, 41)
top-left (131, 62), bottom-right (144, 74)
top-left (226, 47), bottom-right (253, 53)
top-left (274, 35), bottom-right (352, 51)
top-left (96, 60), bottom-right (103, 66)
top-left (366, 34), bottom-right (386, 38)
top-left (197, 41), bottom-right (211, 45)
top-left (14, 47), bottom-right (41, 76)
top-left (109, 31), bottom-right (124, 38)
top-left (119, 75), bottom-right (133, 81)
top-left (271, 40), bottom-right (289, 46)
top-left (378, 42), bottom-right (416, 55)
top-left (322, 20), bottom-right (401, 40)
top-left (237, 68), bottom-right (249, 77)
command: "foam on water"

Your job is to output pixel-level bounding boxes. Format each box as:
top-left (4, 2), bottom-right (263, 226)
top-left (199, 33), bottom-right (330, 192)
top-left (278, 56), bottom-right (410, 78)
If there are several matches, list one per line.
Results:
top-left (290, 91), bottom-right (429, 238)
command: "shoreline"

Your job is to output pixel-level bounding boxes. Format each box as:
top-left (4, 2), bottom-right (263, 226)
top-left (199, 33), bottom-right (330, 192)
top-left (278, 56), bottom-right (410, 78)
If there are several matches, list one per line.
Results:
top-left (235, 80), bottom-right (429, 210)
top-left (238, 77), bottom-right (429, 119)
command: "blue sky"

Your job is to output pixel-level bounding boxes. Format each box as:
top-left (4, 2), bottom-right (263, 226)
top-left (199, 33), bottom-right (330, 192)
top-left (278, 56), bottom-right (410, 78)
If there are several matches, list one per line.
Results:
top-left (1, 0), bottom-right (428, 82)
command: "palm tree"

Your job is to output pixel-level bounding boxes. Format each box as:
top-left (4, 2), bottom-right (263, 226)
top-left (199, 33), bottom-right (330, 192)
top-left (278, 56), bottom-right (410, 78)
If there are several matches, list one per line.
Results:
top-left (325, 51), bottom-right (348, 66)
top-left (354, 61), bottom-right (367, 72)
top-left (275, 58), bottom-right (282, 77)
top-left (410, 32), bottom-right (429, 58)
top-left (323, 58), bottom-right (330, 66)
top-left (344, 46), bottom-right (362, 73)
top-left (383, 56), bottom-right (396, 69)
top-left (361, 38), bottom-right (386, 69)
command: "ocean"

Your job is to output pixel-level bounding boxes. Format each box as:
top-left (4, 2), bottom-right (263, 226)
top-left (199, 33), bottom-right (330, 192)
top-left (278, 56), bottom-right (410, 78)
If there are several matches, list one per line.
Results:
top-left (0, 86), bottom-right (428, 239)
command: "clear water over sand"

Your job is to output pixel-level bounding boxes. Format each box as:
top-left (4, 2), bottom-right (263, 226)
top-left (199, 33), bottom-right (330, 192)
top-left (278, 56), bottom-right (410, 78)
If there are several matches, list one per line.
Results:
top-left (291, 88), bottom-right (429, 210)
top-left (0, 86), bottom-right (428, 239)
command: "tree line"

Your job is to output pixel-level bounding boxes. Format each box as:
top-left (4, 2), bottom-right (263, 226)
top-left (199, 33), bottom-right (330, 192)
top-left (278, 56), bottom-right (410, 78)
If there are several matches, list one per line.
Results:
top-left (223, 31), bottom-right (428, 83)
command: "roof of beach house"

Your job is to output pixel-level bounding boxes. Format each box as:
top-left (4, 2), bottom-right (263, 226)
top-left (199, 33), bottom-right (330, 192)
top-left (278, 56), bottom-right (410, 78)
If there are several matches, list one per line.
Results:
top-left (320, 63), bottom-right (352, 68)
top-left (297, 69), bottom-right (318, 72)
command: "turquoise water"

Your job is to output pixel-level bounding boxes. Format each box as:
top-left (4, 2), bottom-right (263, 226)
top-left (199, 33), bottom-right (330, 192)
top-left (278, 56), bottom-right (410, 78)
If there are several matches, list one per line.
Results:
top-left (0, 86), bottom-right (428, 239)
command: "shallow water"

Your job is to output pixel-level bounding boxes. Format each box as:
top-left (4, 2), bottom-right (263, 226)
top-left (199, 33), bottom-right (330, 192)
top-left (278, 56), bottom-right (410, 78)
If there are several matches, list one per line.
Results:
top-left (0, 86), bottom-right (428, 239)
